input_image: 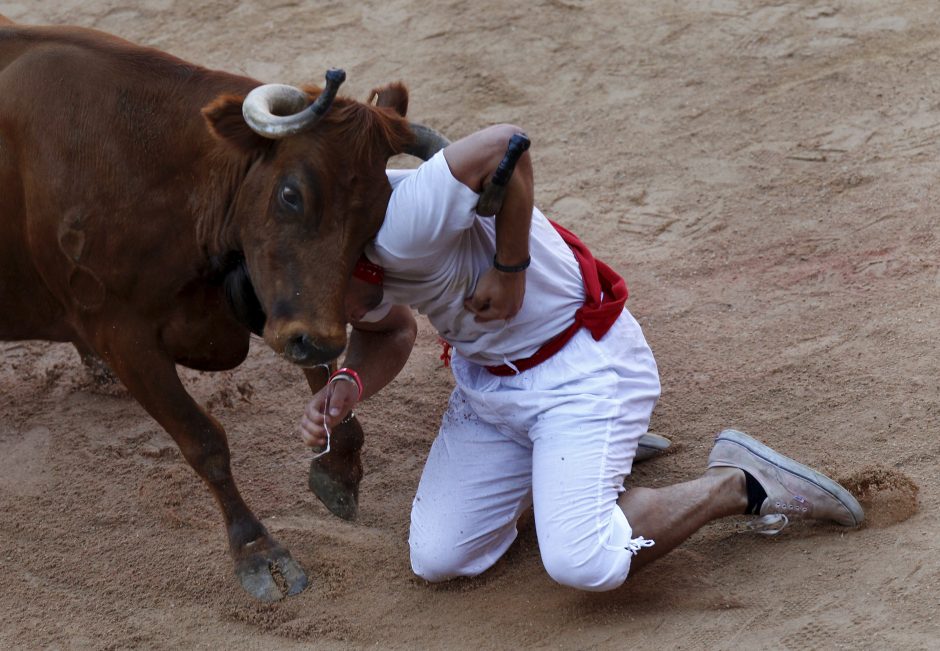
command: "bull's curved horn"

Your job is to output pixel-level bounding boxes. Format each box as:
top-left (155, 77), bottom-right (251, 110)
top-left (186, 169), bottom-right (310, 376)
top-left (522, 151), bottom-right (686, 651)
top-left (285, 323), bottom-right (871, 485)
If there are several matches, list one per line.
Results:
top-left (406, 123), bottom-right (451, 161)
top-left (242, 68), bottom-right (347, 139)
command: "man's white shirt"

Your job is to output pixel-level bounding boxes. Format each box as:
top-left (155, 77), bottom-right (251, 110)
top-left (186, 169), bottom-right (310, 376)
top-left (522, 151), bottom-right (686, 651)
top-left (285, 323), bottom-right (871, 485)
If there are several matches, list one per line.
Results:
top-left (363, 150), bottom-right (586, 367)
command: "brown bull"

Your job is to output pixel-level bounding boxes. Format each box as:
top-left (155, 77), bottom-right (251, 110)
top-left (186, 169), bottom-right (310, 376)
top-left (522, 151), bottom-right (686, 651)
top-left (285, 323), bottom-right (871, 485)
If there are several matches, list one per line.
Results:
top-left (0, 17), bottom-right (439, 601)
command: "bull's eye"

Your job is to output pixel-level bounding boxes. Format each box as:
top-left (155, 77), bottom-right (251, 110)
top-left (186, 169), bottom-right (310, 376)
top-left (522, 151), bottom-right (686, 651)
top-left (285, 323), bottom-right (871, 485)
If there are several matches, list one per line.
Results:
top-left (279, 184), bottom-right (303, 213)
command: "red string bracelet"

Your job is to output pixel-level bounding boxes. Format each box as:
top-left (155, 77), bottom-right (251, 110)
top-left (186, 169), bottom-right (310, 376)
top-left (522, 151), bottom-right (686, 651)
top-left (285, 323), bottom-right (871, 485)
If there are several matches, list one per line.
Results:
top-left (329, 367), bottom-right (363, 400)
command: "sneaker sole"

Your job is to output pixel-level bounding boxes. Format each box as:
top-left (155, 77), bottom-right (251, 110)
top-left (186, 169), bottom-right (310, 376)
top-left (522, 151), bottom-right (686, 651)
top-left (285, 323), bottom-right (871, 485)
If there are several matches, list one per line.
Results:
top-left (713, 429), bottom-right (864, 526)
top-left (635, 432), bottom-right (671, 462)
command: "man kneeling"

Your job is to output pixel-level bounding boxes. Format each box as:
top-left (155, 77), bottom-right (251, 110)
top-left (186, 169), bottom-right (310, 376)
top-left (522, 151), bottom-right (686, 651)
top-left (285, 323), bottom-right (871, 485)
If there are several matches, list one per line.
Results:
top-left (299, 123), bottom-right (863, 590)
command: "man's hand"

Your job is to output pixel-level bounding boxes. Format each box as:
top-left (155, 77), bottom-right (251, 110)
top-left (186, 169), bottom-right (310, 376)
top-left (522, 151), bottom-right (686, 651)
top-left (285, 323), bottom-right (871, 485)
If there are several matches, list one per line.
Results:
top-left (299, 379), bottom-right (359, 449)
top-left (464, 267), bottom-right (526, 322)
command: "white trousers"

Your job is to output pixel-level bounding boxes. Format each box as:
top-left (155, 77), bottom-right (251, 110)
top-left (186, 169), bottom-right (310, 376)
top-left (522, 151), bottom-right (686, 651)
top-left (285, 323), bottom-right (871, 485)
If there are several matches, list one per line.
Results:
top-left (409, 309), bottom-right (661, 591)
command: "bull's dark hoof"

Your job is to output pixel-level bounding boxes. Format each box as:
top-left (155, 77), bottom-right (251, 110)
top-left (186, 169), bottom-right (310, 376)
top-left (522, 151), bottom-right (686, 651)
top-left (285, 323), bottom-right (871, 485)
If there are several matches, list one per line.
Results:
top-left (235, 546), bottom-right (308, 602)
top-left (308, 461), bottom-right (359, 521)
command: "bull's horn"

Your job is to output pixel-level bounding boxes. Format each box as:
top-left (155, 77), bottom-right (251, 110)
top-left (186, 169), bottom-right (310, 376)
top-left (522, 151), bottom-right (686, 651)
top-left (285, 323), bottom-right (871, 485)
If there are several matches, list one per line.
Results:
top-left (406, 123), bottom-right (451, 161)
top-left (242, 68), bottom-right (346, 139)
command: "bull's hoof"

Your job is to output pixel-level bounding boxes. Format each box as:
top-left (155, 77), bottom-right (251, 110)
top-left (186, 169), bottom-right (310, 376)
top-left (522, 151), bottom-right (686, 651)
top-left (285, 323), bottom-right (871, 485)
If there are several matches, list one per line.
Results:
top-left (235, 546), bottom-right (309, 602)
top-left (308, 462), bottom-right (359, 521)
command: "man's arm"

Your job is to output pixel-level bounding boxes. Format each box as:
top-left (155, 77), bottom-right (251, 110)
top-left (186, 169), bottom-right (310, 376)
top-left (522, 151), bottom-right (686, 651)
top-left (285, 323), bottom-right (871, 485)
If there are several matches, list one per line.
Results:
top-left (344, 305), bottom-right (418, 401)
top-left (300, 305), bottom-right (417, 448)
top-left (444, 124), bottom-right (534, 322)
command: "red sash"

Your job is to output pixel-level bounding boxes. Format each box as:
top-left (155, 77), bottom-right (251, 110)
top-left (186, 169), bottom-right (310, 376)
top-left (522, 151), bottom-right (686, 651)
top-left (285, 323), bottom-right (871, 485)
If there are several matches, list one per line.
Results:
top-left (484, 221), bottom-right (628, 376)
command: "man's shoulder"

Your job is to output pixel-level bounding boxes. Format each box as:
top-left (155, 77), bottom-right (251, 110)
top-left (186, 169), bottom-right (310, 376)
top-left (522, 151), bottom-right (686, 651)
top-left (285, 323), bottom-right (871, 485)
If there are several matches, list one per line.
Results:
top-left (386, 166), bottom-right (418, 189)
top-left (378, 151), bottom-right (481, 259)
top-left (385, 149), bottom-right (443, 187)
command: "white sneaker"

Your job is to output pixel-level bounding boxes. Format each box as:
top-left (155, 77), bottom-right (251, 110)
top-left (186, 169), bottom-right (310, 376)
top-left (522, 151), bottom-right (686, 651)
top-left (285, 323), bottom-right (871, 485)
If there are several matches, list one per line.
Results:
top-left (707, 429), bottom-right (864, 527)
top-left (635, 432), bottom-right (671, 463)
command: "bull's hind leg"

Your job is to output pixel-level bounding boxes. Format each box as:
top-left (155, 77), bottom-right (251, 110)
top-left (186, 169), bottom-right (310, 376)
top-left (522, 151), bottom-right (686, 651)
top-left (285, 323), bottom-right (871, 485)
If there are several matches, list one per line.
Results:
top-left (303, 365), bottom-right (364, 521)
top-left (100, 329), bottom-right (308, 601)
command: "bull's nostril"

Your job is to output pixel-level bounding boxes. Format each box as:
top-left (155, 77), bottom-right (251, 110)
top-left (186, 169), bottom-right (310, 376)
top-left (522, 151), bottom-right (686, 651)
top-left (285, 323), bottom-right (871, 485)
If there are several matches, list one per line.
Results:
top-left (280, 330), bottom-right (346, 366)
top-left (285, 333), bottom-right (314, 363)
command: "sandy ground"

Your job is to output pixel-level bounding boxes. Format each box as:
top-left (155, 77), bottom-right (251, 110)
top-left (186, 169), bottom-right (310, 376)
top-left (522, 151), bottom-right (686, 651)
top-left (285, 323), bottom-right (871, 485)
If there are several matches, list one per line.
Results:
top-left (1, 1), bottom-right (938, 649)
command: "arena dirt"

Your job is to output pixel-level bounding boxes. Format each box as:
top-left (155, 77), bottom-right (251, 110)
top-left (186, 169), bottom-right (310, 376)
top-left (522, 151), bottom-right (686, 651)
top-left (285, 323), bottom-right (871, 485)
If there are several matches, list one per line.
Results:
top-left (2, 2), bottom-right (938, 649)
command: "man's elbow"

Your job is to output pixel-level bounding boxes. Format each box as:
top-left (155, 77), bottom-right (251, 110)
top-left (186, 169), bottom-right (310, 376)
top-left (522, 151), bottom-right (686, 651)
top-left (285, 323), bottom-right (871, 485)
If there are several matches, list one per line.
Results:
top-left (388, 306), bottom-right (418, 350)
top-left (445, 124), bottom-right (531, 190)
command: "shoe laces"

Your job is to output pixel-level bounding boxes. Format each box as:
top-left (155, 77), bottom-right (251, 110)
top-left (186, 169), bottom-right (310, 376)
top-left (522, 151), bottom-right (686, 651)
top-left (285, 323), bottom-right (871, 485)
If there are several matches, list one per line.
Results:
top-left (625, 536), bottom-right (656, 555)
top-left (743, 513), bottom-right (789, 536)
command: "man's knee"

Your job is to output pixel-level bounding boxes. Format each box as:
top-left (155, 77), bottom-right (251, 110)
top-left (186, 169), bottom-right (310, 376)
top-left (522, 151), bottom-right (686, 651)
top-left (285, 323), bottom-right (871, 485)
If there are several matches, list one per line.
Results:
top-left (409, 523), bottom-right (516, 583)
top-left (410, 506), bottom-right (522, 582)
top-left (540, 544), bottom-right (632, 592)
top-left (409, 538), bottom-right (478, 583)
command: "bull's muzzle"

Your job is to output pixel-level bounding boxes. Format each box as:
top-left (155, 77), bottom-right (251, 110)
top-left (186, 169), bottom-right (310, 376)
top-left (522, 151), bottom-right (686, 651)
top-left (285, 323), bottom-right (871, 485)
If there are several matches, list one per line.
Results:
top-left (284, 332), bottom-right (345, 367)
top-left (270, 322), bottom-right (346, 367)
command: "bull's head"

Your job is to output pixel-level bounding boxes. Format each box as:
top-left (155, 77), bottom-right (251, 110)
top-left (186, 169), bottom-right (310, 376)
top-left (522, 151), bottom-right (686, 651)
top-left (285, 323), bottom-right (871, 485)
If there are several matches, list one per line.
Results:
top-left (202, 70), bottom-right (444, 366)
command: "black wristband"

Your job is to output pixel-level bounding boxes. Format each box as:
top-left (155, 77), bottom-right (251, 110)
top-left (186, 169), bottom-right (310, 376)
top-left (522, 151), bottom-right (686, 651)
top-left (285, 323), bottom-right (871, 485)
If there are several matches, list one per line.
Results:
top-left (493, 254), bottom-right (531, 273)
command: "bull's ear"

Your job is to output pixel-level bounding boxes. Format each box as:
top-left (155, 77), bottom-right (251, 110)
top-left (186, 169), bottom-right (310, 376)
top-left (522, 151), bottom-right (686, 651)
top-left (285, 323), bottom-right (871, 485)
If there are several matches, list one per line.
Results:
top-left (202, 94), bottom-right (269, 153)
top-left (367, 82), bottom-right (409, 117)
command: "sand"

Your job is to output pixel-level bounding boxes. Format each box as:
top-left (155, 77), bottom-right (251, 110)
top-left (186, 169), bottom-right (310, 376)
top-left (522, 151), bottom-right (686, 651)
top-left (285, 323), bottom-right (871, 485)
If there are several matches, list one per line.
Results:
top-left (1, 1), bottom-right (937, 649)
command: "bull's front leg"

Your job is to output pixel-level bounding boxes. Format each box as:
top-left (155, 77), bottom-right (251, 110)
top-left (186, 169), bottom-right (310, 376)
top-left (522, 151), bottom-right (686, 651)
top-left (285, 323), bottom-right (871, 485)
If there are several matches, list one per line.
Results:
top-left (101, 332), bottom-right (308, 601)
top-left (71, 339), bottom-right (120, 389)
top-left (304, 365), bottom-right (364, 521)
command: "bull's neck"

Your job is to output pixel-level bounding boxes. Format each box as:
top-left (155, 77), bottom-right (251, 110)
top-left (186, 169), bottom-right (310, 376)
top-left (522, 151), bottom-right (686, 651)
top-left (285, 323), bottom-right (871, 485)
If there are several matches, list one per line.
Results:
top-left (181, 70), bottom-right (260, 262)
top-left (192, 146), bottom-right (255, 260)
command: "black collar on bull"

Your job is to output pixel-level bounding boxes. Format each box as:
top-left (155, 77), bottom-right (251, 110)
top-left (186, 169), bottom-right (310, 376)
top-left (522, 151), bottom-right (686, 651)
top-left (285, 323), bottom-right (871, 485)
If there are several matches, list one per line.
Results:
top-left (211, 251), bottom-right (266, 336)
